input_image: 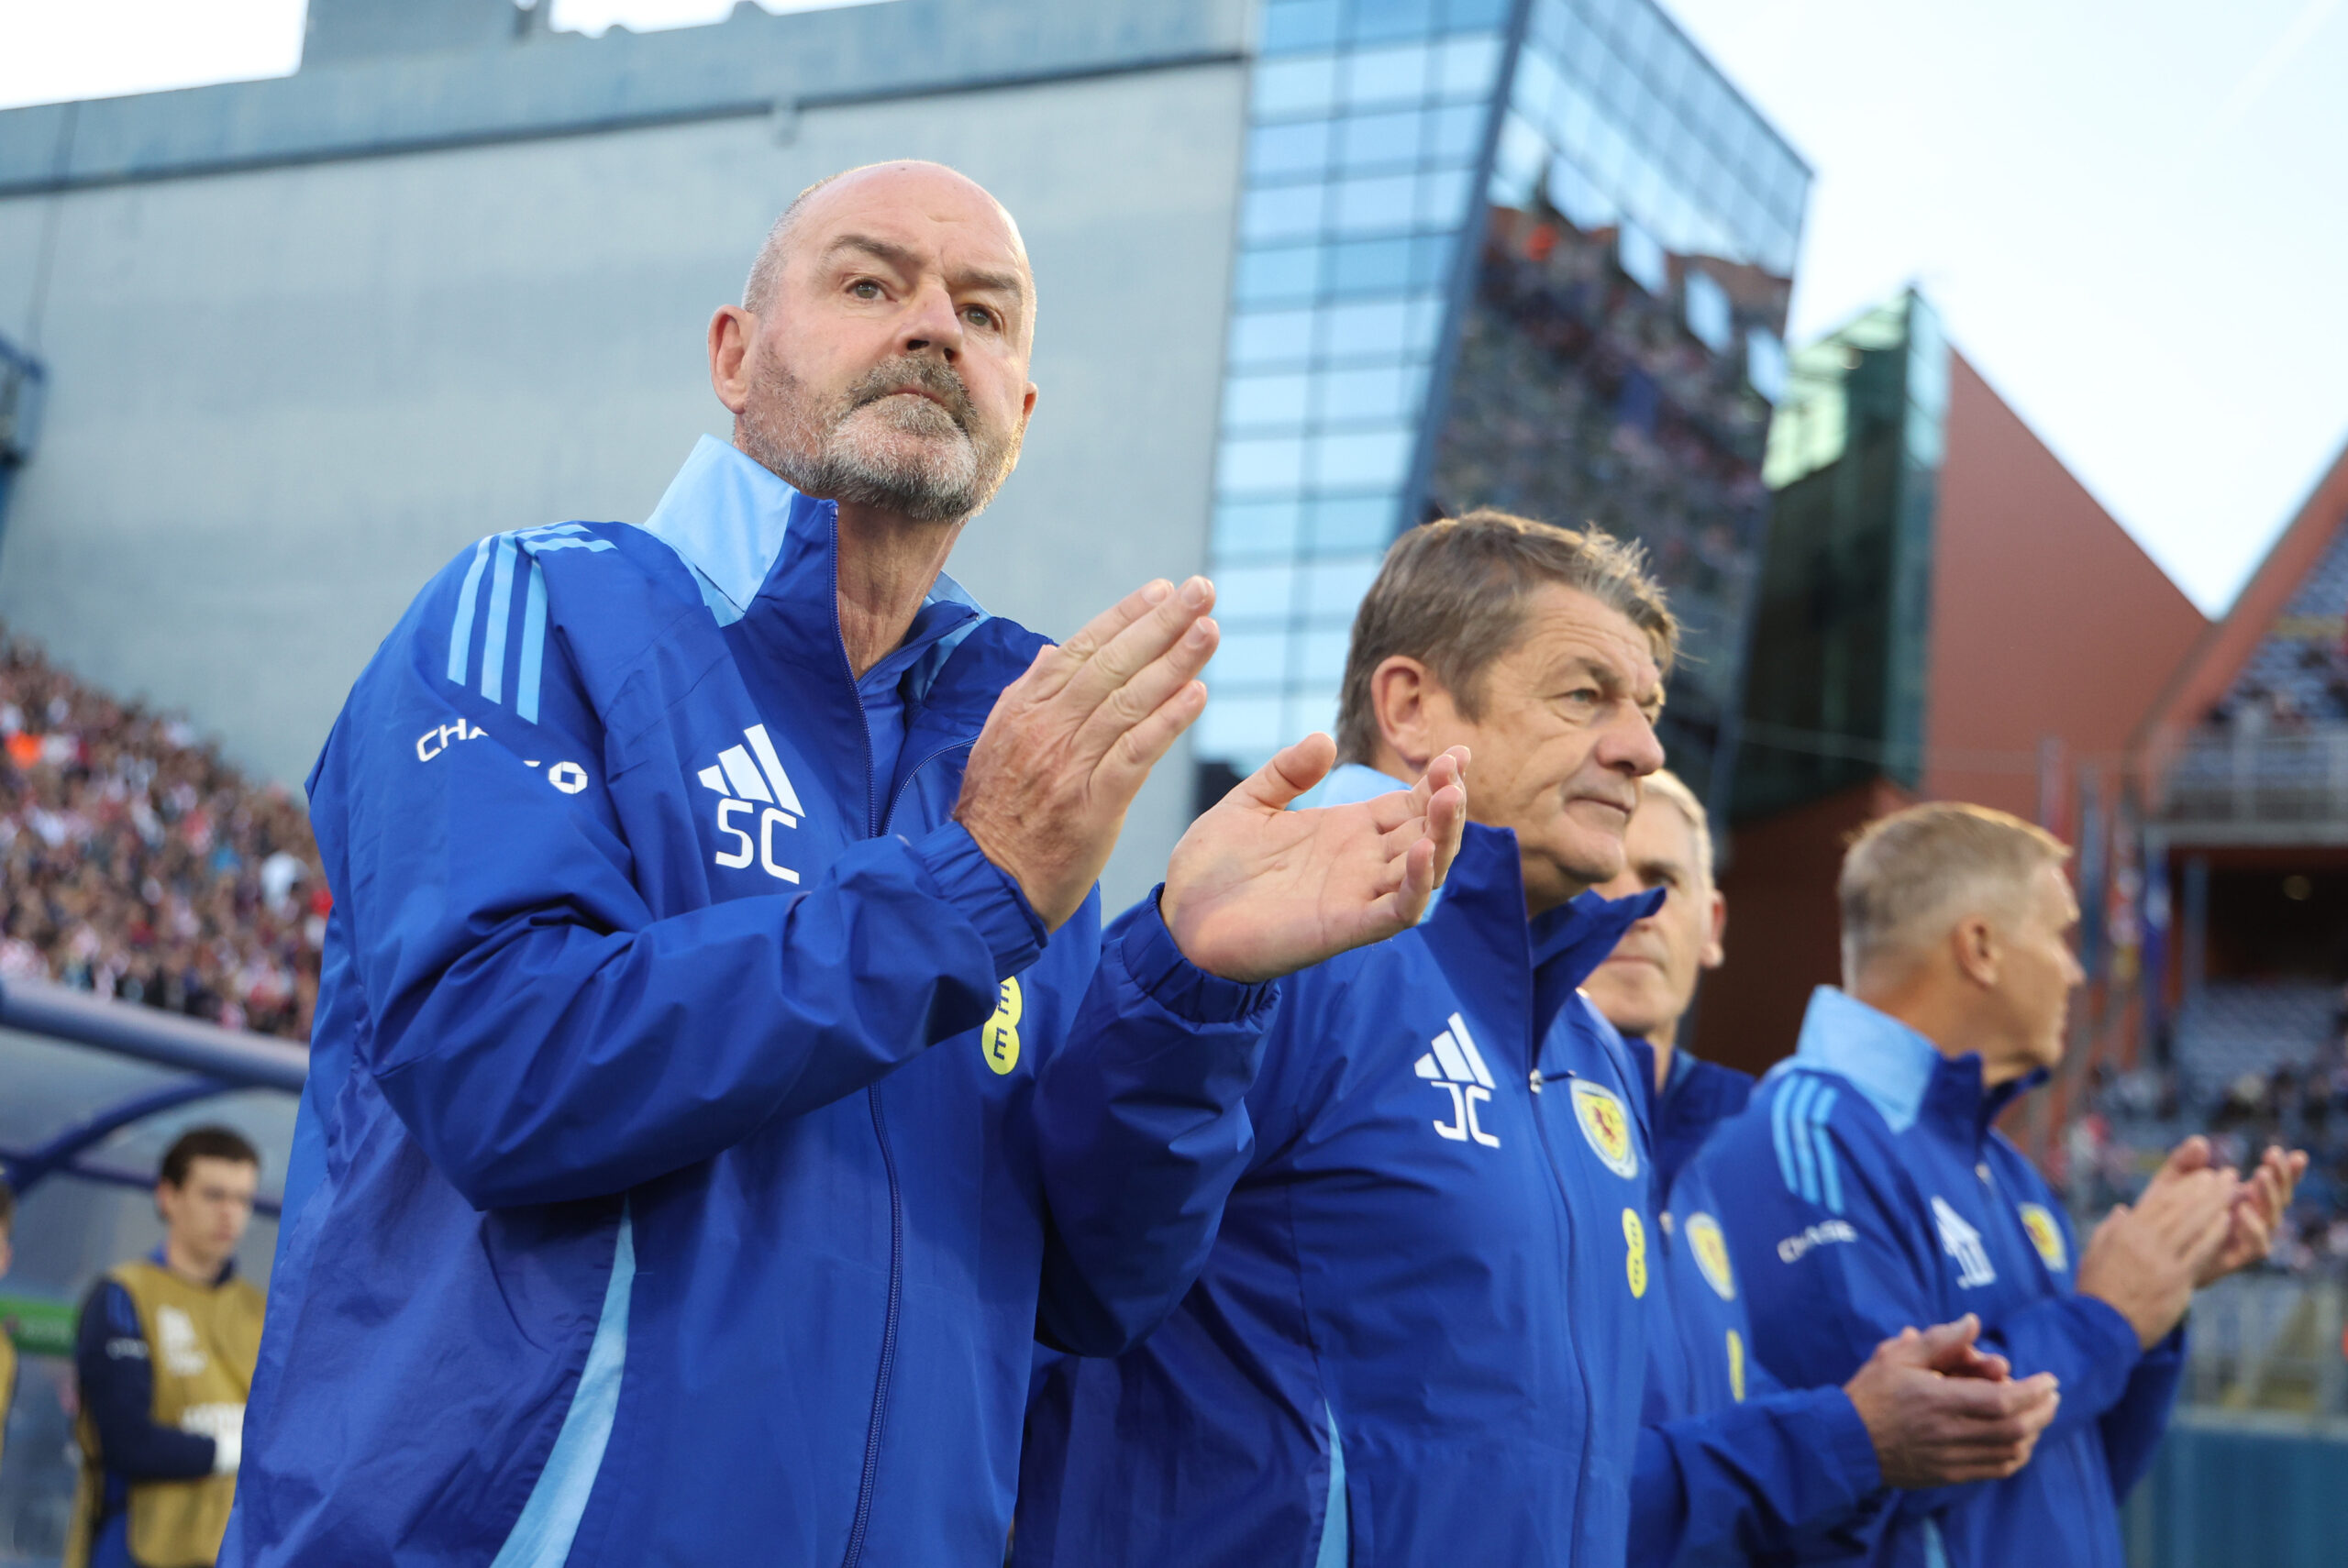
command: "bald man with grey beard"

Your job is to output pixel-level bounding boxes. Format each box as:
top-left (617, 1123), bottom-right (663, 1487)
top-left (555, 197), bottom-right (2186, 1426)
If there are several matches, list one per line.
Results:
top-left (224, 160), bottom-right (1467, 1568)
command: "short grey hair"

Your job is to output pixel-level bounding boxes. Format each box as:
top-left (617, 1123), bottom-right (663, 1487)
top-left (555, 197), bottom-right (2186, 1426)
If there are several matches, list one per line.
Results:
top-left (1839, 802), bottom-right (2070, 980)
top-left (1638, 767), bottom-right (1713, 889)
top-left (742, 171), bottom-right (847, 315)
top-left (1335, 508), bottom-right (1677, 765)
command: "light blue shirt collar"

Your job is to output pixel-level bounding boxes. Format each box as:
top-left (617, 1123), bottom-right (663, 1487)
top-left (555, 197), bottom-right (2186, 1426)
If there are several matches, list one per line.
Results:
top-left (1782, 985), bottom-right (1946, 1134)
top-left (638, 435), bottom-right (980, 627)
top-left (1301, 760), bottom-right (1409, 809)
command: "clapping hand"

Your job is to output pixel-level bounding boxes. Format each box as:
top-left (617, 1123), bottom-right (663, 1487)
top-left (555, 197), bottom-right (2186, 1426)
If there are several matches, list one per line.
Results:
top-left (1159, 736), bottom-right (1469, 984)
top-left (2145, 1135), bottom-right (2309, 1286)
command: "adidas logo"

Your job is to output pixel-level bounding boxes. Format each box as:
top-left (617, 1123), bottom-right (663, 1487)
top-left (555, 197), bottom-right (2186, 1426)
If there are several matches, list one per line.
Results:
top-left (699, 723), bottom-right (807, 883)
top-left (1415, 1011), bottom-right (1500, 1148)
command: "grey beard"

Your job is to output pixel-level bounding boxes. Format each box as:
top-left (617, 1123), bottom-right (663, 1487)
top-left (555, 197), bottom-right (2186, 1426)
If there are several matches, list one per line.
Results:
top-left (739, 354), bottom-right (1018, 525)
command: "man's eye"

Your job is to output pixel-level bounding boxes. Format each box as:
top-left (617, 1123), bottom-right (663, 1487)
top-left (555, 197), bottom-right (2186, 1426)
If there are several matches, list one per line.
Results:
top-left (964, 306), bottom-right (996, 329)
top-left (848, 280), bottom-right (882, 299)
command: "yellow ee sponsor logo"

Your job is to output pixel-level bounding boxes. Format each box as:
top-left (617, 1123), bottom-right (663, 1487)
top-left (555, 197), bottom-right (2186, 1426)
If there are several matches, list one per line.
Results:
top-left (1687, 1212), bottom-right (1737, 1302)
top-left (1727, 1328), bottom-right (1746, 1403)
top-left (1623, 1207), bottom-right (1648, 1298)
top-left (982, 977), bottom-right (1023, 1076)
top-left (2020, 1202), bottom-right (2067, 1271)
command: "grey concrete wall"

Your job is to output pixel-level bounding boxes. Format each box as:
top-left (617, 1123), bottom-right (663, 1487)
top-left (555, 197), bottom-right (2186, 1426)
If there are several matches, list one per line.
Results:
top-left (0, 46), bottom-right (1246, 908)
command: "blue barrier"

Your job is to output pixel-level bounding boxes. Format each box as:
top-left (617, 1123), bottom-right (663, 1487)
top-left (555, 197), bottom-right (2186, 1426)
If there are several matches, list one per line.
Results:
top-left (2126, 1410), bottom-right (2348, 1568)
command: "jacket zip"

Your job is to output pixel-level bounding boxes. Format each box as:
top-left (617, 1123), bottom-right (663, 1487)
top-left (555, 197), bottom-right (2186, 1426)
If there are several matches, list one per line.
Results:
top-left (828, 523), bottom-right (902, 1568)
top-left (840, 1087), bottom-right (905, 1568)
top-left (1528, 1066), bottom-right (1600, 1556)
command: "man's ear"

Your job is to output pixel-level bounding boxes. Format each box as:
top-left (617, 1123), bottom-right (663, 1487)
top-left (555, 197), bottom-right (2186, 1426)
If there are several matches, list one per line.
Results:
top-left (1700, 889), bottom-right (1727, 970)
top-left (1368, 656), bottom-right (1440, 772)
top-left (1950, 914), bottom-right (2000, 988)
top-left (708, 305), bottom-right (756, 415)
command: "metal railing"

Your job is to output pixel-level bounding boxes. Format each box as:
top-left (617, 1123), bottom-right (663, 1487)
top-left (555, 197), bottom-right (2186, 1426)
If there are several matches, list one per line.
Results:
top-left (2158, 726), bottom-right (2348, 826)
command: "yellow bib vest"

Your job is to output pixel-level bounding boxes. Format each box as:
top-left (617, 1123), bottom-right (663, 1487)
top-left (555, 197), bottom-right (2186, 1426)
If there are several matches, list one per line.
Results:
top-left (0, 1326), bottom-right (16, 1473)
top-left (67, 1261), bottom-right (264, 1568)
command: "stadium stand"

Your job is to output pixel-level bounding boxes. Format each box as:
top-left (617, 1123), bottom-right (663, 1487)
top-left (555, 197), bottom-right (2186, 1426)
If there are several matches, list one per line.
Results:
top-left (0, 630), bottom-right (322, 1044)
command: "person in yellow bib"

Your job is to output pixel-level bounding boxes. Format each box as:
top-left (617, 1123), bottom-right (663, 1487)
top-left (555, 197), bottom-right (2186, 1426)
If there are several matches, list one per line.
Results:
top-left (68, 1128), bottom-right (264, 1568)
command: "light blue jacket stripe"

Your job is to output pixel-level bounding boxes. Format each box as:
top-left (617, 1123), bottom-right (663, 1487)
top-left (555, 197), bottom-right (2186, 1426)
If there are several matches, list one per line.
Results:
top-left (480, 536), bottom-right (518, 705)
top-left (1313, 1406), bottom-right (1346, 1568)
top-left (491, 1207), bottom-right (637, 1568)
top-left (446, 536), bottom-right (493, 685)
top-left (515, 561), bottom-right (548, 724)
top-left (1769, 1077), bottom-right (1800, 1195)
top-left (1922, 1518), bottom-right (1950, 1568)
top-left (1808, 1087), bottom-right (1844, 1214)
top-left (1785, 1077), bottom-right (1821, 1204)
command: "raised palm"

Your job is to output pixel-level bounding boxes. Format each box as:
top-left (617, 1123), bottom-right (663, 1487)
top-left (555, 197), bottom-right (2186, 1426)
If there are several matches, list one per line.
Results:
top-left (1160, 736), bottom-right (1468, 984)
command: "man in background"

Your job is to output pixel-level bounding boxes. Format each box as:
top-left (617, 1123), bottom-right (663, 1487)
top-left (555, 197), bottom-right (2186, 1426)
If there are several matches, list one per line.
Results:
top-left (1589, 778), bottom-right (2055, 1565)
top-left (69, 1128), bottom-right (262, 1568)
top-left (1018, 514), bottom-right (2054, 1568)
top-left (1695, 803), bottom-right (2307, 1565)
top-left (1583, 767), bottom-right (1745, 1193)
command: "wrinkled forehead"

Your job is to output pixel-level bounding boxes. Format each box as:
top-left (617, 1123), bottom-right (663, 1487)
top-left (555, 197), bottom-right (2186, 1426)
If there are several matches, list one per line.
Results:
top-left (1518, 583), bottom-right (1665, 692)
top-left (794, 164), bottom-right (1034, 301)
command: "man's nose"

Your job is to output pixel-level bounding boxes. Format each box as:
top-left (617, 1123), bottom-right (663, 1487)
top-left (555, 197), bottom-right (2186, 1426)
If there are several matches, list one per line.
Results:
top-left (1600, 705), bottom-right (1667, 778)
top-left (898, 280), bottom-right (963, 360)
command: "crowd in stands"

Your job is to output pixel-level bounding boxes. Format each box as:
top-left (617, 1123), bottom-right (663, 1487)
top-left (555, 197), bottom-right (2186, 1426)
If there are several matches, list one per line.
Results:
top-left (2065, 1040), bottom-right (2348, 1277)
top-left (0, 629), bottom-right (323, 1043)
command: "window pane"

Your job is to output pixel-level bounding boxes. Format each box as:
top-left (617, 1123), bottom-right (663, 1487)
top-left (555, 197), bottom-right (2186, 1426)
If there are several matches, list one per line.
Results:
top-left (1261, 0), bottom-right (1341, 54)
top-left (1219, 436), bottom-right (1308, 495)
top-left (1248, 118), bottom-right (1335, 178)
top-left (1310, 429), bottom-right (1414, 490)
top-left (1229, 307), bottom-right (1317, 367)
top-left (1285, 684), bottom-right (1343, 739)
top-left (1298, 626), bottom-right (1353, 684)
top-left (1224, 371), bottom-right (1312, 430)
top-left (1415, 165), bottom-right (1473, 227)
top-left (1213, 561), bottom-right (1300, 623)
top-left (1329, 171), bottom-right (1418, 235)
top-left (1349, 0), bottom-right (1440, 44)
top-left (1317, 363), bottom-right (1419, 424)
top-left (1338, 107), bottom-right (1426, 171)
top-left (1341, 43), bottom-right (1431, 108)
top-left (1212, 629), bottom-right (1290, 686)
top-left (1311, 494), bottom-right (1401, 552)
top-left (1214, 499), bottom-right (1304, 558)
top-left (1435, 32), bottom-right (1506, 98)
top-left (1199, 694), bottom-right (1286, 761)
top-left (1235, 244), bottom-right (1321, 305)
top-left (1254, 54), bottom-right (1340, 120)
top-left (1322, 296), bottom-right (1412, 358)
top-left (1427, 100), bottom-right (1485, 161)
top-left (1243, 181), bottom-right (1327, 243)
top-left (1684, 269), bottom-right (1732, 352)
top-left (1326, 236), bottom-right (1413, 295)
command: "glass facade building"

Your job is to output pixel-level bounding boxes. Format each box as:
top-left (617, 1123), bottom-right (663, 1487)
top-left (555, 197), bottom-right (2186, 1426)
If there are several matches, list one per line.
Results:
top-left (1199, 0), bottom-right (1811, 810)
top-left (1732, 292), bottom-right (1948, 820)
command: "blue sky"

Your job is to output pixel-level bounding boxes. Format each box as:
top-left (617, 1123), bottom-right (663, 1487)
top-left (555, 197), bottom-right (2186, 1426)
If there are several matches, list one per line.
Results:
top-left (3, 0), bottom-right (2341, 615)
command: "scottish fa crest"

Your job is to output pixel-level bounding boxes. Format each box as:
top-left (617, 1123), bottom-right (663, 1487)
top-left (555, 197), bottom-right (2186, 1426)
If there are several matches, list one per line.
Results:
top-left (2019, 1203), bottom-right (2067, 1272)
top-left (1686, 1212), bottom-right (1737, 1301)
top-left (1571, 1080), bottom-right (1639, 1180)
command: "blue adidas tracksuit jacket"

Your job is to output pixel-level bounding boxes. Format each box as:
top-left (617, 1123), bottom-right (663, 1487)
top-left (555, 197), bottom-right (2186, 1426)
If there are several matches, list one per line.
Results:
top-left (224, 436), bottom-right (1278, 1567)
top-left (1020, 765), bottom-right (1672, 1566)
top-left (1623, 1040), bottom-right (1885, 1566)
top-left (1690, 987), bottom-right (2186, 1568)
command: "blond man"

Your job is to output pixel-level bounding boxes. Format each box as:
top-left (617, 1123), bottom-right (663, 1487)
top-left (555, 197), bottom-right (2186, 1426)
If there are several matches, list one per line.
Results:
top-left (1692, 802), bottom-right (2306, 1566)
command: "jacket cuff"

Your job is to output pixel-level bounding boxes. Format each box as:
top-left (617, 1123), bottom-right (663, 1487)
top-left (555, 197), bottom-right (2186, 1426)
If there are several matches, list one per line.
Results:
top-left (910, 821), bottom-right (1047, 980)
top-left (1812, 1386), bottom-right (1886, 1496)
top-left (2074, 1292), bottom-right (2149, 1366)
top-left (1120, 887), bottom-right (1277, 1024)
